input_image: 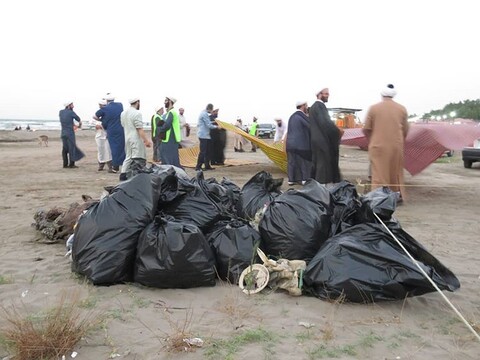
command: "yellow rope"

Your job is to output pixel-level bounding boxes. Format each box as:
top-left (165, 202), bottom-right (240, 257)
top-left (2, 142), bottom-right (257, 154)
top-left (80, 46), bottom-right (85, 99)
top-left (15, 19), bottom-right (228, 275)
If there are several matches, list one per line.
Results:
top-left (216, 120), bottom-right (288, 172)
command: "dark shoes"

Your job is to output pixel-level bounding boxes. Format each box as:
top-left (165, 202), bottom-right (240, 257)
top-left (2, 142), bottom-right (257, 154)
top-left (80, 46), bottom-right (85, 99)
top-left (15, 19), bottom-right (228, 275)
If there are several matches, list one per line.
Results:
top-left (204, 167), bottom-right (215, 171)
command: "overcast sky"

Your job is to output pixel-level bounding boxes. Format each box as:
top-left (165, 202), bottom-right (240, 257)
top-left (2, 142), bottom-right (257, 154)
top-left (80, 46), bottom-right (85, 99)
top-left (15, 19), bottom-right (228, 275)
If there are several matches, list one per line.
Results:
top-left (0, 0), bottom-right (478, 124)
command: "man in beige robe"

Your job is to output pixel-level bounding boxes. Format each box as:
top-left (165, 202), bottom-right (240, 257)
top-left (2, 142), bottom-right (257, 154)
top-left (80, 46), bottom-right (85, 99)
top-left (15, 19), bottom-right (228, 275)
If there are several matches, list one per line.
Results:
top-left (363, 84), bottom-right (409, 200)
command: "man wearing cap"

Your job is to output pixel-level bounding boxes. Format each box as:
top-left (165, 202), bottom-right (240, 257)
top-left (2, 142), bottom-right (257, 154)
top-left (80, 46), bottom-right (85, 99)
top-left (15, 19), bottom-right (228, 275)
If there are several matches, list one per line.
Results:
top-left (363, 84), bottom-right (409, 201)
top-left (309, 87), bottom-right (342, 184)
top-left (286, 101), bottom-right (311, 185)
top-left (95, 93), bottom-right (125, 172)
top-left (91, 99), bottom-right (113, 172)
top-left (59, 101), bottom-right (85, 168)
top-left (157, 96), bottom-right (182, 168)
top-left (119, 98), bottom-right (152, 180)
top-left (273, 117), bottom-right (287, 143)
top-left (178, 107), bottom-right (194, 148)
top-left (233, 117), bottom-right (246, 152)
top-left (151, 106), bottom-right (164, 162)
top-left (249, 116), bottom-right (258, 152)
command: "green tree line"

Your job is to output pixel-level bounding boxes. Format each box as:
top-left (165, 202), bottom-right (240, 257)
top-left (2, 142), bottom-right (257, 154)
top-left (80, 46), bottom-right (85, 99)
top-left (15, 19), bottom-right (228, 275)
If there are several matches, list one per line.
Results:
top-left (421, 99), bottom-right (480, 121)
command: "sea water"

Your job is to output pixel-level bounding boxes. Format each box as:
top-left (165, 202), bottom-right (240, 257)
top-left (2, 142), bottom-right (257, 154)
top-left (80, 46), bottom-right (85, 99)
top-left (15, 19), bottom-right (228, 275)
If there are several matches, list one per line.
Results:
top-left (0, 119), bottom-right (60, 131)
top-left (0, 118), bottom-right (153, 131)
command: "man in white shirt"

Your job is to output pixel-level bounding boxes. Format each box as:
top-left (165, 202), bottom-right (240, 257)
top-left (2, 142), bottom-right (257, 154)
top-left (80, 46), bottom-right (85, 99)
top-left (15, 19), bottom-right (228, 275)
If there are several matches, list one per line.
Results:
top-left (119, 98), bottom-right (152, 180)
top-left (273, 117), bottom-right (287, 143)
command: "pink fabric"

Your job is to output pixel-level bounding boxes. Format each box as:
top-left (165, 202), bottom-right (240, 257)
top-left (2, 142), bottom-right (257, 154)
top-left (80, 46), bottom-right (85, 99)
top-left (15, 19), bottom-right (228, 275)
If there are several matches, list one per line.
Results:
top-left (341, 124), bottom-right (480, 175)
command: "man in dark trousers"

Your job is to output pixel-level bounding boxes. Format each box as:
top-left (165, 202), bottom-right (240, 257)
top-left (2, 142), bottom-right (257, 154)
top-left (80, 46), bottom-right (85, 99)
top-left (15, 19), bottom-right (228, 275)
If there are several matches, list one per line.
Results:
top-left (309, 87), bottom-right (342, 184)
top-left (59, 101), bottom-right (85, 168)
top-left (209, 108), bottom-right (227, 165)
top-left (195, 103), bottom-right (218, 171)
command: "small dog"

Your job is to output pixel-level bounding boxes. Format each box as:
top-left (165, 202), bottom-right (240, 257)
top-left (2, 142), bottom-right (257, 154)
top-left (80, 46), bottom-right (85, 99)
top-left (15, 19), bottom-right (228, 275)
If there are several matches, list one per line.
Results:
top-left (38, 135), bottom-right (49, 147)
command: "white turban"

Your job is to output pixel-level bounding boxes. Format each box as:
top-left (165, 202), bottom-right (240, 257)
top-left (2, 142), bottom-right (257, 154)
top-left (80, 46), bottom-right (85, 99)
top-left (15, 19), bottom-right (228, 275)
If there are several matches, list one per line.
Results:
top-left (63, 101), bottom-right (73, 107)
top-left (104, 93), bottom-right (115, 101)
top-left (155, 105), bottom-right (163, 112)
top-left (381, 84), bottom-right (397, 98)
top-left (98, 99), bottom-right (107, 106)
top-left (316, 87), bottom-right (328, 96)
top-left (128, 97), bottom-right (140, 104)
top-left (166, 96), bottom-right (177, 104)
top-left (295, 100), bottom-right (307, 107)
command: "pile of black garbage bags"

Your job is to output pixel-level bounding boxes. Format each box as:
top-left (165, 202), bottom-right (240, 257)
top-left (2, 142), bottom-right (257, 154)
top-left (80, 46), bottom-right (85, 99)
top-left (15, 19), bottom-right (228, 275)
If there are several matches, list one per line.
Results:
top-left (71, 166), bottom-right (460, 303)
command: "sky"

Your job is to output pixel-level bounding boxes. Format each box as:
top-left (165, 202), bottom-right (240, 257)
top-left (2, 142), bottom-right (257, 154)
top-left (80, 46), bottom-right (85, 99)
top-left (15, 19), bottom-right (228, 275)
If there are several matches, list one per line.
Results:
top-left (0, 0), bottom-right (478, 125)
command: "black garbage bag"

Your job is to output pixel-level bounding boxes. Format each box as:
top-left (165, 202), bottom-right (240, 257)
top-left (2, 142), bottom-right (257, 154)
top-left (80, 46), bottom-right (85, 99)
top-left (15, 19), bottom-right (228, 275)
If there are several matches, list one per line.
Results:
top-left (161, 177), bottom-right (224, 232)
top-left (206, 218), bottom-right (261, 283)
top-left (220, 177), bottom-right (242, 208)
top-left (355, 186), bottom-right (399, 223)
top-left (134, 216), bottom-right (216, 288)
top-left (259, 180), bottom-right (333, 262)
top-left (303, 223), bottom-right (460, 303)
top-left (72, 173), bottom-right (160, 285)
top-left (151, 163), bottom-right (190, 181)
top-left (128, 158), bottom-right (151, 178)
top-left (236, 171), bottom-right (283, 220)
top-left (192, 172), bottom-right (236, 216)
top-left (328, 180), bottom-right (361, 235)
top-left (148, 166), bottom-right (180, 205)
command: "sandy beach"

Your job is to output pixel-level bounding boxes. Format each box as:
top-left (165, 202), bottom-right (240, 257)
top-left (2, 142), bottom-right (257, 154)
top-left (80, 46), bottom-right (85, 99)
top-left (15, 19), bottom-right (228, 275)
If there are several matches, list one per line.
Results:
top-left (0, 128), bottom-right (479, 360)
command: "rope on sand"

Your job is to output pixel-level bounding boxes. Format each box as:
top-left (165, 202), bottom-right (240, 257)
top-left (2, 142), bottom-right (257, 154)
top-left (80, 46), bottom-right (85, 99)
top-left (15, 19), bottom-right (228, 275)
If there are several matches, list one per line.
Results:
top-left (374, 212), bottom-right (480, 342)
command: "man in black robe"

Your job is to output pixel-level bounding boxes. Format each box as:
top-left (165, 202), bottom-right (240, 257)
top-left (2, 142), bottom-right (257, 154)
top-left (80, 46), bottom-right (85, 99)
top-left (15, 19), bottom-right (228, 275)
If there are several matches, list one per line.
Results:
top-left (309, 87), bottom-right (342, 184)
top-left (209, 108), bottom-right (227, 165)
top-left (286, 101), bottom-right (312, 185)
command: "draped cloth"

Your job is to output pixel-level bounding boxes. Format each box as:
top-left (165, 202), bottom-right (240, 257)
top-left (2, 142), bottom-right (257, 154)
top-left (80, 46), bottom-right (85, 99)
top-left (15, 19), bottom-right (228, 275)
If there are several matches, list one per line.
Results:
top-left (341, 123), bottom-right (480, 175)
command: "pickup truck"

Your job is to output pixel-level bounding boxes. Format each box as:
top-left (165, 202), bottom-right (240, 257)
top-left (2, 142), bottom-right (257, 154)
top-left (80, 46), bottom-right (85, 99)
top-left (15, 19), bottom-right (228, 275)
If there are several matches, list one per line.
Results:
top-left (462, 146), bottom-right (480, 168)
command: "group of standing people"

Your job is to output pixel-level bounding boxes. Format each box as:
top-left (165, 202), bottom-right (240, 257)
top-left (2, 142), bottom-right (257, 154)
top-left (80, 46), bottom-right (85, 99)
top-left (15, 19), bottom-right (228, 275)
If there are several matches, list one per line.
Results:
top-left (283, 87), bottom-right (343, 186)
top-left (59, 84), bottom-right (409, 200)
top-left (285, 84), bottom-right (409, 201)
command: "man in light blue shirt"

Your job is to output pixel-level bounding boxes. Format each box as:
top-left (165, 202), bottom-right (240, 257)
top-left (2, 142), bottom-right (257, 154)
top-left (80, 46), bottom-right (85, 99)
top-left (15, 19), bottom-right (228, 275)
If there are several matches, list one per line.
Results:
top-left (195, 103), bottom-right (218, 171)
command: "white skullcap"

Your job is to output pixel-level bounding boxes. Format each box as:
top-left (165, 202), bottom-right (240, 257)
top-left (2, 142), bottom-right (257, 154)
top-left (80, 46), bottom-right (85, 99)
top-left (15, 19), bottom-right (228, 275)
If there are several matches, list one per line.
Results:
top-left (99, 99), bottom-right (107, 106)
top-left (128, 97), bottom-right (140, 104)
top-left (166, 96), bottom-right (177, 104)
top-left (295, 100), bottom-right (307, 107)
top-left (316, 87), bottom-right (328, 96)
top-left (155, 105), bottom-right (163, 112)
top-left (274, 117), bottom-right (282, 121)
top-left (381, 84), bottom-right (397, 98)
top-left (104, 93), bottom-right (115, 101)
top-left (63, 101), bottom-right (73, 107)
